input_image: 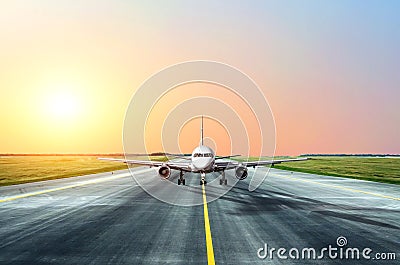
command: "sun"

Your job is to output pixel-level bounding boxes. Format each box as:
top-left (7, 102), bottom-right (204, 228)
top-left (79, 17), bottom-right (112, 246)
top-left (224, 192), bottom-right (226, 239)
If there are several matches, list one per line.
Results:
top-left (45, 90), bottom-right (81, 119)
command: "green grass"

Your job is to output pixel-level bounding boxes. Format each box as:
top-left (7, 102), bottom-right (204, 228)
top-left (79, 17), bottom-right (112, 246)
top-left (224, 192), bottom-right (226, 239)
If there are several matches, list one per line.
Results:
top-left (271, 157), bottom-right (400, 185)
top-left (0, 156), bottom-right (130, 186)
top-left (0, 155), bottom-right (171, 186)
top-left (1, 155), bottom-right (399, 186)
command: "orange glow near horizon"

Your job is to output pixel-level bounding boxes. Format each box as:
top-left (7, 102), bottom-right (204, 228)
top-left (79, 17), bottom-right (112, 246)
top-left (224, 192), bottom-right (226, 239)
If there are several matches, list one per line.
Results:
top-left (143, 83), bottom-right (263, 156)
top-left (178, 117), bottom-right (232, 156)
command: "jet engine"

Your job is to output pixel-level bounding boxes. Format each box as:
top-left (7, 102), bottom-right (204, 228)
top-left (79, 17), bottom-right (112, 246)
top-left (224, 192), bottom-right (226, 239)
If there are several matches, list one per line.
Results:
top-left (235, 166), bottom-right (248, 180)
top-left (158, 165), bottom-right (171, 179)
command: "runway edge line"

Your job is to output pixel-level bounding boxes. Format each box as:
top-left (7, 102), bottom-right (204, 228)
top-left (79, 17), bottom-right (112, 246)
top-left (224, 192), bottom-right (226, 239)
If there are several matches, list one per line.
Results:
top-left (0, 168), bottom-right (152, 203)
top-left (274, 173), bottom-right (400, 201)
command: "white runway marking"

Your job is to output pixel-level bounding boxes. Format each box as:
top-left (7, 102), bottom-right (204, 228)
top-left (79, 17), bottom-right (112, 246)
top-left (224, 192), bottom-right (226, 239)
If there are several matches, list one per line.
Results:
top-left (0, 168), bottom-right (153, 203)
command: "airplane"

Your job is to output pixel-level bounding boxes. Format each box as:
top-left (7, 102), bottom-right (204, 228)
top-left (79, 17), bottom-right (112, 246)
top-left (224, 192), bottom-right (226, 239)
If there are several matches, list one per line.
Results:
top-left (99, 116), bottom-right (308, 185)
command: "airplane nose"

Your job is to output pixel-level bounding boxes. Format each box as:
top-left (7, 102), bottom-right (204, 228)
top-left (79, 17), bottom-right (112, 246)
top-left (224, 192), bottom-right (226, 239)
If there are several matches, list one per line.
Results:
top-left (193, 158), bottom-right (212, 169)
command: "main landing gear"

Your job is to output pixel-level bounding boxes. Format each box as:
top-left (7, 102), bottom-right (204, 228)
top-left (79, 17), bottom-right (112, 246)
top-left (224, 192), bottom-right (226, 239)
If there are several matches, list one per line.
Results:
top-left (219, 171), bottom-right (227, 185)
top-left (178, 171), bottom-right (186, 185)
top-left (200, 172), bottom-right (207, 185)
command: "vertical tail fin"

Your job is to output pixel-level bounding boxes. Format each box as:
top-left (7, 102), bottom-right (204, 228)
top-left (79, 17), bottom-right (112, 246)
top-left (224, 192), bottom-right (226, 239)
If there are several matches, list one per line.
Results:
top-left (201, 115), bottom-right (204, 146)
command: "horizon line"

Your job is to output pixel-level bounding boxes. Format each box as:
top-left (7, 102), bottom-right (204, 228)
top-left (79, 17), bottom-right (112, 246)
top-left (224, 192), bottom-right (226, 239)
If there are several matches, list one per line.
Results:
top-left (0, 153), bottom-right (399, 157)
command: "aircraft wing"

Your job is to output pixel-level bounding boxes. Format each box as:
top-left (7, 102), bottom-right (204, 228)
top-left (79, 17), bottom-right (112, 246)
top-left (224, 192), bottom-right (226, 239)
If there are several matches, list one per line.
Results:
top-left (214, 157), bottom-right (308, 170)
top-left (98, 158), bottom-right (192, 172)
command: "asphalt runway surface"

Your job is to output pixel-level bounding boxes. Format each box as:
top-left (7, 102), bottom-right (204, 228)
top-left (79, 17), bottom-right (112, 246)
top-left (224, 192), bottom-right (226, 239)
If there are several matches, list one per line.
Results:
top-left (0, 166), bottom-right (399, 264)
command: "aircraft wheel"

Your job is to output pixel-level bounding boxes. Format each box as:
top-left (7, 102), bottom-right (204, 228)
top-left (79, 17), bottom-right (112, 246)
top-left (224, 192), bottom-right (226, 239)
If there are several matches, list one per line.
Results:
top-left (224, 179), bottom-right (228, 185)
top-left (178, 179), bottom-right (181, 185)
top-left (182, 179), bottom-right (186, 185)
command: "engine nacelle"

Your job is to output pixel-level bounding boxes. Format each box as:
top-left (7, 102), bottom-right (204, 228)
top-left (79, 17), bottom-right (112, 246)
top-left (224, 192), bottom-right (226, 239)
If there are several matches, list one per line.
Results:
top-left (235, 166), bottom-right (248, 180)
top-left (158, 165), bottom-right (171, 179)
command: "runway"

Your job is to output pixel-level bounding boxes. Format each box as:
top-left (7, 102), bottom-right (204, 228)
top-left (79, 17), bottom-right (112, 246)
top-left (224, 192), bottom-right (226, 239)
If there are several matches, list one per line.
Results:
top-left (0, 167), bottom-right (398, 264)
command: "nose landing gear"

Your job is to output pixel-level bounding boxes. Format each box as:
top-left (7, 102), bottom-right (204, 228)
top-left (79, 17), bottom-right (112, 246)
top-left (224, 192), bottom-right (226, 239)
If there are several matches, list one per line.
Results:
top-left (200, 172), bottom-right (207, 185)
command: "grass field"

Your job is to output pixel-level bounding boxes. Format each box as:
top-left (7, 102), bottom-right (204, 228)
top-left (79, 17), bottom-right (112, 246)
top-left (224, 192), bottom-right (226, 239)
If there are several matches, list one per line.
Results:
top-left (0, 156), bottom-right (130, 186)
top-left (1, 155), bottom-right (399, 186)
top-left (272, 156), bottom-right (400, 185)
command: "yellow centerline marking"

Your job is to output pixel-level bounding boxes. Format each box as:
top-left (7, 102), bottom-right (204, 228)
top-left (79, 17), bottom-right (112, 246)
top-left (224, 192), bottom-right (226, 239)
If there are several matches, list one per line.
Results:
top-left (273, 173), bottom-right (400, 201)
top-left (202, 184), bottom-right (216, 265)
top-left (0, 169), bottom-right (151, 203)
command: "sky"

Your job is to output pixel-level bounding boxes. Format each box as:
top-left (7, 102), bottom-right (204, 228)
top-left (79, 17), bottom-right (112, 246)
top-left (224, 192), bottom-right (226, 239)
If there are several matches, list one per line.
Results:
top-left (0, 0), bottom-right (399, 155)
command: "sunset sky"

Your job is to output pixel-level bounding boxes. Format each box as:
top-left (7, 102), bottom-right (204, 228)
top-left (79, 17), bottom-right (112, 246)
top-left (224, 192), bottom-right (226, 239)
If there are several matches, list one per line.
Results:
top-left (0, 1), bottom-right (399, 155)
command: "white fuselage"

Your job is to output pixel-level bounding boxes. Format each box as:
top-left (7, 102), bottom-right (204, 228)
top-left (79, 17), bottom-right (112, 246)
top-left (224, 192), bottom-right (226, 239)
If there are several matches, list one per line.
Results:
top-left (191, 145), bottom-right (215, 172)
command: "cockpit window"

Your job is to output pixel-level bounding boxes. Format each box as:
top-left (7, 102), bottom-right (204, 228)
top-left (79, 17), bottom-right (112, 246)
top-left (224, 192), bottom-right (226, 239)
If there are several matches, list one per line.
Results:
top-left (194, 153), bottom-right (213, 158)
